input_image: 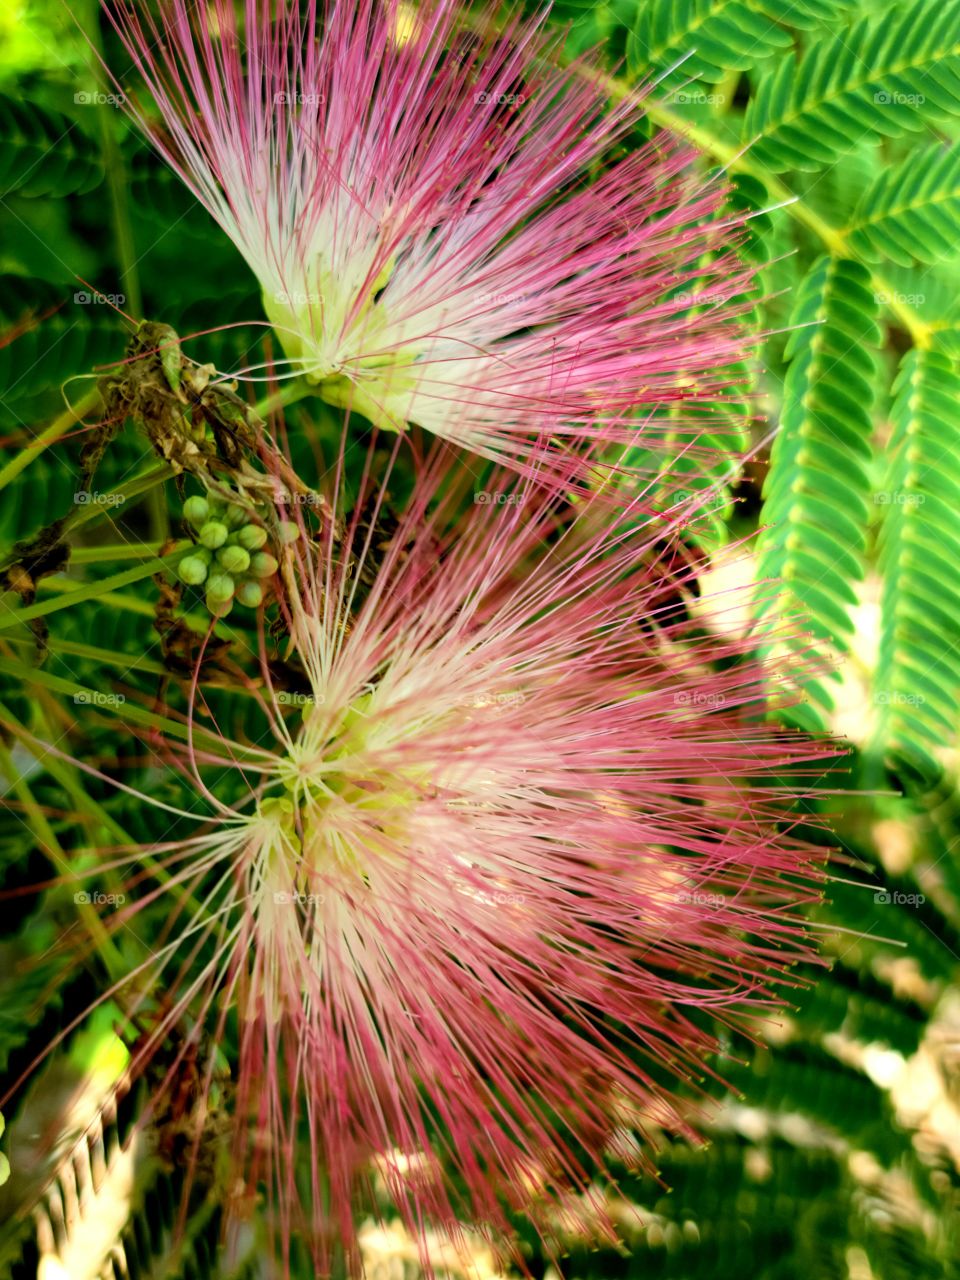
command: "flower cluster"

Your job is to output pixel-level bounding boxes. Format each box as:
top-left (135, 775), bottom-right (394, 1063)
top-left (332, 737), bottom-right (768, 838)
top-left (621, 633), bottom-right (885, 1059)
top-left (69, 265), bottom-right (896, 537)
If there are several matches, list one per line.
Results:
top-left (46, 0), bottom-right (834, 1269)
top-left (103, 0), bottom-right (756, 485)
top-left (71, 436), bottom-right (830, 1269)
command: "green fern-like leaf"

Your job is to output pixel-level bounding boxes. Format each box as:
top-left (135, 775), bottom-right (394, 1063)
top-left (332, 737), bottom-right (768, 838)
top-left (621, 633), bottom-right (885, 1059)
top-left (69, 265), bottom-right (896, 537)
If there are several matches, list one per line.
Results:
top-left (792, 964), bottom-right (927, 1057)
top-left (802, 141), bottom-right (882, 227)
top-left (866, 262), bottom-right (960, 353)
top-left (552, 0), bottom-right (636, 60)
top-left (756, 257), bottom-right (881, 725)
top-left (744, 0), bottom-right (960, 172)
top-left (874, 349), bottom-right (960, 781)
top-left (0, 93), bottom-right (102, 198)
top-left (628, 0), bottom-right (790, 84)
top-left (627, 0), bottom-right (860, 84)
top-left (128, 147), bottom-right (229, 244)
top-left (0, 275), bottom-right (125, 427)
top-left (819, 867), bottom-right (960, 984)
top-left (845, 143), bottom-right (960, 265)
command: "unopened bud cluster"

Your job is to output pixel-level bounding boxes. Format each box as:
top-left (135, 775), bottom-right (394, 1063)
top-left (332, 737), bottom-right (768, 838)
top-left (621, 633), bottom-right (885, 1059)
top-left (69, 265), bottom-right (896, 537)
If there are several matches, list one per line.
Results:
top-left (177, 493), bottom-right (298, 617)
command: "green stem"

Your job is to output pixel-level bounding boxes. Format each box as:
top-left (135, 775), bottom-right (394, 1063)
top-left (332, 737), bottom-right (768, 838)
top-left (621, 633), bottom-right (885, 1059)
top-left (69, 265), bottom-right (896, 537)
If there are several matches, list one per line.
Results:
top-left (0, 388), bottom-right (101, 493)
top-left (0, 546), bottom-right (191, 633)
top-left (31, 574), bottom-right (258, 655)
top-left (0, 699), bottom-right (210, 925)
top-left (68, 543), bottom-right (171, 563)
top-left (83, 0), bottom-right (170, 543)
top-left (82, 0), bottom-right (142, 320)
top-left (36, 581), bottom-right (158, 618)
top-left (7, 631), bottom-right (261, 684)
top-left (253, 378), bottom-right (314, 418)
top-left (7, 633), bottom-right (168, 675)
top-left (0, 653), bottom-right (268, 758)
top-left (66, 462), bottom-right (175, 537)
top-left (0, 736), bottom-right (127, 982)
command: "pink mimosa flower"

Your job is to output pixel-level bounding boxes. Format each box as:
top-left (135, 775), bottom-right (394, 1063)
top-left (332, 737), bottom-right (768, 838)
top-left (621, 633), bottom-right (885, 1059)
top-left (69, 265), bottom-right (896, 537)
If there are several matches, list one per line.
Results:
top-left (102, 0), bottom-right (757, 481)
top-left (39, 437), bottom-right (832, 1269)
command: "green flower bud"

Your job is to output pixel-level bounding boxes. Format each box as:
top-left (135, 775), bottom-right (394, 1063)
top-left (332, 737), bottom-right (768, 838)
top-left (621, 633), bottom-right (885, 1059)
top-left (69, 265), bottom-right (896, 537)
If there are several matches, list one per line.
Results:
top-left (249, 552), bottom-right (279, 578)
top-left (177, 555), bottom-right (208, 586)
top-left (217, 544), bottom-right (251, 574)
top-left (198, 521), bottom-right (229, 549)
top-left (236, 580), bottom-right (264, 608)
top-left (278, 520), bottom-right (300, 544)
top-left (236, 524), bottom-right (268, 551)
top-left (225, 503), bottom-right (248, 528)
top-left (206, 571), bottom-right (235, 603)
top-left (195, 546), bottom-right (214, 566)
top-left (183, 495), bottom-right (210, 528)
top-left (206, 593), bottom-right (234, 618)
